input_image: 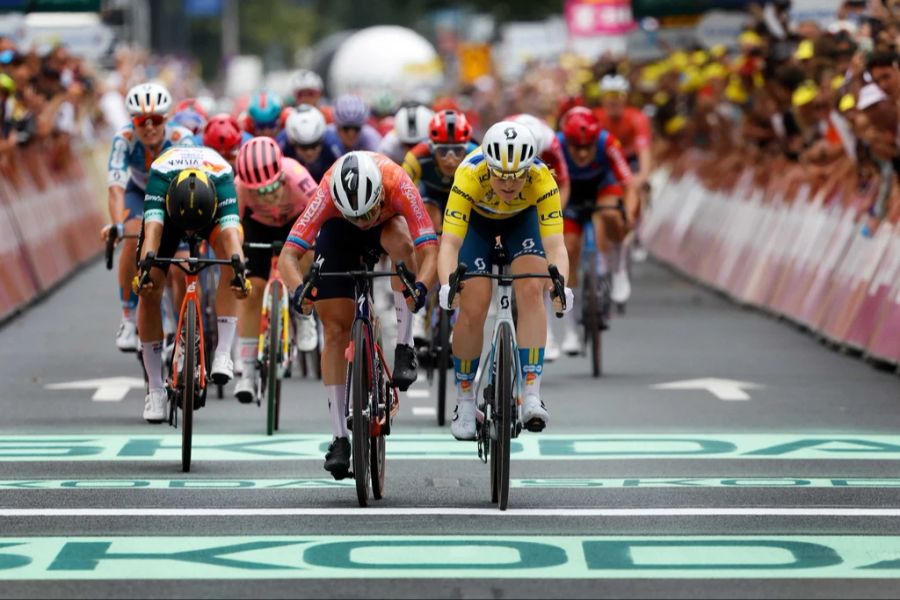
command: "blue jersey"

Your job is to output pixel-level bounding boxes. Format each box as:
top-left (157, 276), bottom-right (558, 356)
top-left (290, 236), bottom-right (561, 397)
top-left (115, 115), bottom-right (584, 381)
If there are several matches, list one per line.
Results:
top-left (107, 124), bottom-right (193, 191)
top-left (557, 130), bottom-right (629, 202)
top-left (277, 130), bottom-right (339, 183)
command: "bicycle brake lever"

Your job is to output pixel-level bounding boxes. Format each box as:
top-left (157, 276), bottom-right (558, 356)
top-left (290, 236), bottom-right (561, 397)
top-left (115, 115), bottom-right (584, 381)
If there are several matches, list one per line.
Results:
top-left (395, 261), bottom-right (417, 298)
top-left (547, 264), bottom-right (566, 317)
top-left (448, 263), bottom-right (467, 308)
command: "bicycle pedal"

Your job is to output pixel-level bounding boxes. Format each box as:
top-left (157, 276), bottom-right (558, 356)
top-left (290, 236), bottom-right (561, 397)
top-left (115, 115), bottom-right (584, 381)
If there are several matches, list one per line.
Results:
top-left (524, 417), bottom-right (546, 433)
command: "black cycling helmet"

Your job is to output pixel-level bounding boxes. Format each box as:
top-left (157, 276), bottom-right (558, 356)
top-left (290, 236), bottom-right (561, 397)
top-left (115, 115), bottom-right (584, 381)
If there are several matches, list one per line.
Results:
top-left (165, 168), bottom-right (218, 232)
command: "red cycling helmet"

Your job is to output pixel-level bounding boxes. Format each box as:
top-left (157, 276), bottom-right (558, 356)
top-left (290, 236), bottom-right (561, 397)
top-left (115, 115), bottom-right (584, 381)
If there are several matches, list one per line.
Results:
top-left (236, 136), bottom-right (283, 189)
top-left (429, 110), bottom-right (472, 144)
top-left (174, 98), bottom-right (209, 120)
top-left (432, 97), bottom-right (461, 113)
top-left (561, 106), bottom-right (601, 146)
top-left (203, 113), bottom-right (243, 158)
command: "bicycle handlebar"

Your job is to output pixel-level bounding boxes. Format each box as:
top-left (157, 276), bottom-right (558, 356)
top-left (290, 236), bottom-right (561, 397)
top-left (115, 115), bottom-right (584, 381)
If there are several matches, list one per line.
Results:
top-left (104, 226), bottom-right (140, 271)
top-left (446, 262), bottom-right (567, 317)
top-left (137, 251), bottom-right (248, 289)
top-left (297, 259), bottom-right (417, 305)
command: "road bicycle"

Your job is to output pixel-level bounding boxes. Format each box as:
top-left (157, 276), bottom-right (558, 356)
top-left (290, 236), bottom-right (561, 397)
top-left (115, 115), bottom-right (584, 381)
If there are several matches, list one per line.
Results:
top-left (577, 203), bottom-right (627, 378)
top-left (446, 244), bottom-right (566, 510)
top-left (419, 292), bottom-right (451, 426)
top-left (136, 236), bottom-right (247, 472)
top-left (244, 241), bottom-right (293, 436)
top-left (297, 253), bottom-right (417, 506)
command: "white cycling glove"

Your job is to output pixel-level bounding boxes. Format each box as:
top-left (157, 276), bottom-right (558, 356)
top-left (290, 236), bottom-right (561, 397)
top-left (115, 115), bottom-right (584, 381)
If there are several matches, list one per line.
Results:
top-left (553, 287), bottom-right (575, 315)
top-left (439, 283), bottom-right (452, 310)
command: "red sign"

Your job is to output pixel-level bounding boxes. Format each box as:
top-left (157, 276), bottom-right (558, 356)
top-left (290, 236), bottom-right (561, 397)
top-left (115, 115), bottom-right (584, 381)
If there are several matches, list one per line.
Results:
top-left (565, 0), bottom-right (636, 36)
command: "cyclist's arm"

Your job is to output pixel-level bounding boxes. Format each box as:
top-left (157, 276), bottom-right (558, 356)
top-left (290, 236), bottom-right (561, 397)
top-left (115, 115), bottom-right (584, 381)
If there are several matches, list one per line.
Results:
top-left (106, 133), bottom-right (129, 223)
top-left (281, 183), bottom-right (335, 291)
top-left (402, 149), bottom-right (422, 185)
top-left (391, 169), bottom-right (438, 288)
top-left (139, 171), bottom-right (168, 262)
top-left (439, 183), bottom-right (475, 285)
top-left (213, 176), bottom-right (245, 262)
top-left (535, 174), bottom-right (568, 284)
top-left (605, 135), bottom-right (639, 223)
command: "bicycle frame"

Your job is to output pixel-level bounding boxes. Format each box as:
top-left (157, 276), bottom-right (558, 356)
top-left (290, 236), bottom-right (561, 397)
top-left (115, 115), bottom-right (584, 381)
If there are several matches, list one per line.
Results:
top-left (255, 249), bottom-right (291, 377)
top-left (171, 271), bottom-right (208, 391)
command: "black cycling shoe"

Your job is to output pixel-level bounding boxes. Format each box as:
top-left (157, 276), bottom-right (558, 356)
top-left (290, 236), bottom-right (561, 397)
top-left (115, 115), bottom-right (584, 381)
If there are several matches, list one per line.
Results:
top-left (392, 344), bottom-right (418, 391)
top-left (324, 437), bottom-right (351, 480)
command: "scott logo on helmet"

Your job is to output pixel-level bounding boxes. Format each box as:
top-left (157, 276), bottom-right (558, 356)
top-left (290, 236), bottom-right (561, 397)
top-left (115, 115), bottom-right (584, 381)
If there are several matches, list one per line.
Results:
top-left (504, 127), bottom-right (518, 140)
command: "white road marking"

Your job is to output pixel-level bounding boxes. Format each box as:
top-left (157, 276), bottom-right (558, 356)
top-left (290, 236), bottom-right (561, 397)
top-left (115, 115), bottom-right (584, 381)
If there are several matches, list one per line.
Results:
top-left (651, 378), bottom-right (764, 401)
top-left (3, 508), bottom-right (900, 517)
top-left (45, 377), bottom-right (146, 402)
top-left (406, 390), bottom-right (430, 399)
top-left (412, 406), bottom-right (437, 416)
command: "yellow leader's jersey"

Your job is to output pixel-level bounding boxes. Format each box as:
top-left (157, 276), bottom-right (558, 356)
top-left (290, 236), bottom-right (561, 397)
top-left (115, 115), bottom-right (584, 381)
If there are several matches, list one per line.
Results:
top-left (442, 150), bottom-right (563, 239)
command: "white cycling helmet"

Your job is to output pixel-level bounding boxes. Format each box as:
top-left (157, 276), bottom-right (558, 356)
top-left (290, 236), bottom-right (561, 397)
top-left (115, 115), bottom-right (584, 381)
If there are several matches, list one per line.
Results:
top-left (285, 104), bottom-right (327, 145)
top-left (394, 104), bottom-right (434, 144)
top-left (507, 113), bottom-right (554, 155)
top-left (126, 82), bottom-right (172, 116)
top-left (482, 121), bottom-right (538, 174)
top-left (600, 74), bottom-right (630, 95)
top-left (330, 152), bottom-right (384, 219)
top-left (291, 69), bottom-right (324, 94)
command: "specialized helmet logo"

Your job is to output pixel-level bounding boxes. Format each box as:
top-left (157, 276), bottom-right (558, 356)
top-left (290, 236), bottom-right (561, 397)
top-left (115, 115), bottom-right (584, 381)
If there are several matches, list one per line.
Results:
top-left (504, 127), bottom-right (518, 140)
top-left (343, 169), bottom-right (357, 191)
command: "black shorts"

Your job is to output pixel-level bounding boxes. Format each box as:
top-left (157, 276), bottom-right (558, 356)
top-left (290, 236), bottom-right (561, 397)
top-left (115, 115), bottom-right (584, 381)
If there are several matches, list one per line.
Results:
top-left (243, 214), bottom-right (297, 281)
top-left (137, 219), bottom-right (223, 272)
top-left (311, 217), bottom-right (386, 301)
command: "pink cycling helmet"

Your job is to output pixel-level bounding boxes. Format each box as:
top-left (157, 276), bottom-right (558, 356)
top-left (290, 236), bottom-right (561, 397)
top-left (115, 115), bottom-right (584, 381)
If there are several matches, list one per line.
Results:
top-left (236, 136), bottom-right (283, 189)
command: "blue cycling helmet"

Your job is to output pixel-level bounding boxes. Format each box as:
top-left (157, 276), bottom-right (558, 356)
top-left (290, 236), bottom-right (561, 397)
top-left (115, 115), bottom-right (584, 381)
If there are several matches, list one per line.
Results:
top-left (247, 90), bottom-right (283, 129)
top-left (333, 94), bottom-right (369, 127)
top-left (171, 109), bottom-right (207, 135)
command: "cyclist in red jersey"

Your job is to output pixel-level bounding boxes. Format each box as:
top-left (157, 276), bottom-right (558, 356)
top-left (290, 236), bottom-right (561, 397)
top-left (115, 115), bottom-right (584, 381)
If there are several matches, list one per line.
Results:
top-left (593, 75), bottom-right (652, 189)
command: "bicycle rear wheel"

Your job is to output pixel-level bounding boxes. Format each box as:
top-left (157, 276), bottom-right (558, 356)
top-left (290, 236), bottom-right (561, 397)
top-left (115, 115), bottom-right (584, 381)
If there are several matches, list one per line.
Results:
top-left (583, 268), bottom-right (602, 378)
top-left (371, 360), bottom-right (386, 500)
top-left (492, 322), bottom-right (514, 510)
top-left (350, 319), bottom-right (372, 506)
top-left (181, 302), bottom-right (197, 473)
top-left (265, 286), bottom-right (282, 436)
top-left (436, 308), bottom-right (450, 426)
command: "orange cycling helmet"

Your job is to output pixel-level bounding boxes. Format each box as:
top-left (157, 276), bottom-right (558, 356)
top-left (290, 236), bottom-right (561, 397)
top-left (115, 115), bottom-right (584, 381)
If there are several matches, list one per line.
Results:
top-left (561, 106), bottom-right (601, 146)
top-left (429, 110), bottom-right (472, 144)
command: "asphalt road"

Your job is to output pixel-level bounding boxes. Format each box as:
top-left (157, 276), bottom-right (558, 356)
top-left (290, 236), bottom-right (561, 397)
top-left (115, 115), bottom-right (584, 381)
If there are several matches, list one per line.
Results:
top-left (0, 255), bottom-right (898, 598)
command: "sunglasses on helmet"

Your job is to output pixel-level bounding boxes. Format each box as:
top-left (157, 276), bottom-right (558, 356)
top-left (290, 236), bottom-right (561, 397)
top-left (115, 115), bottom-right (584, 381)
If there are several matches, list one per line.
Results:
top-left (255, 174), bottom-right (284, 196)
top-left (133, 114), bottom-right (166, 128)
top-left (434, 144), bottom-right (468, 159)
top-left (346, 193), bottom-right (384, 225)
top-left (488, 166), bottom-right (529, 181)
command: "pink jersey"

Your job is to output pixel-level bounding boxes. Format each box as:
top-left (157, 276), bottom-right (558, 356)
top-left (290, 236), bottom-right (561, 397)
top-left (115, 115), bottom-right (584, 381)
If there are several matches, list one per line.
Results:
top-left (286, 152), bottom-right (438, 253)
top-left (237, 157), bottom-right (317, 227)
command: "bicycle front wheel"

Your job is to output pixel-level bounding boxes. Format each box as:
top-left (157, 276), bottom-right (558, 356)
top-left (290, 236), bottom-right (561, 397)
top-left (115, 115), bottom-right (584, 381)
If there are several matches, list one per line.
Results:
top-left (492, 321), bottom-right (514, 510)
top-left (265, 285), bottom-right (282, 436)
top-left (350, 319), bottom-right (372, 507)
top-left (181, 301), bottom-right (197, 473)
top-left (583, 268), bottom-right (602, 378)
top-left (436, 308), bottom-right (450, 426)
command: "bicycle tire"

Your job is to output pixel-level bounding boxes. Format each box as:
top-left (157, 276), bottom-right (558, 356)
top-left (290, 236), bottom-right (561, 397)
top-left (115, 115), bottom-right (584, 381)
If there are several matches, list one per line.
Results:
top-left (265, 285), bottom-right (281, 436)
top-left (371, 360), bottom-right (386, 500)
top-left (182, 301), bottom-right (197, 473)
top-left (436, 308), bottom-right (449, 426)
top-left (350, 319), bottom-right (371, 507)
top-left (494, 321), bottom-right (514, 510)
top-left (583, 268), bottom-right (602, 378)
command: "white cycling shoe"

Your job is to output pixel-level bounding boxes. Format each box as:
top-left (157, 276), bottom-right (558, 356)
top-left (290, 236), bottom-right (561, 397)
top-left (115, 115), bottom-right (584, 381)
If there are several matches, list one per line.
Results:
top-left (234, 374), bottom-right (256, 404)
top-left (611, 269), bottom-right (631, 305)
top-left (522, 394), bottom-right (549, 432)
top-left (143, 389), bottom-right (168, 423)
top-left (295, 314), bottom-right (319, 352)
top-left (210, 353), bottom-right (234, 385)
top-left (115, 318), bottom-right (138, 353)
top-left (451, 399), bottom-right (478, 441)
top-left (561, 329), bottom-right (580, 356)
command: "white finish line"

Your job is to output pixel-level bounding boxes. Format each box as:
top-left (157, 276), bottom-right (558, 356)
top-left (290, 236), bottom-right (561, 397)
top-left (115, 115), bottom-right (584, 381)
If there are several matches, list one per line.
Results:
top-left (3, 507), bottom-right (900, 517)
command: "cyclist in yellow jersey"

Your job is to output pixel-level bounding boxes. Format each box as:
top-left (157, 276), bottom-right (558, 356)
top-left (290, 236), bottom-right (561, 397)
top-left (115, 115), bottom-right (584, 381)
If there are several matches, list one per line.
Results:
top-left (438, 121), bottom-right (573, 440)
